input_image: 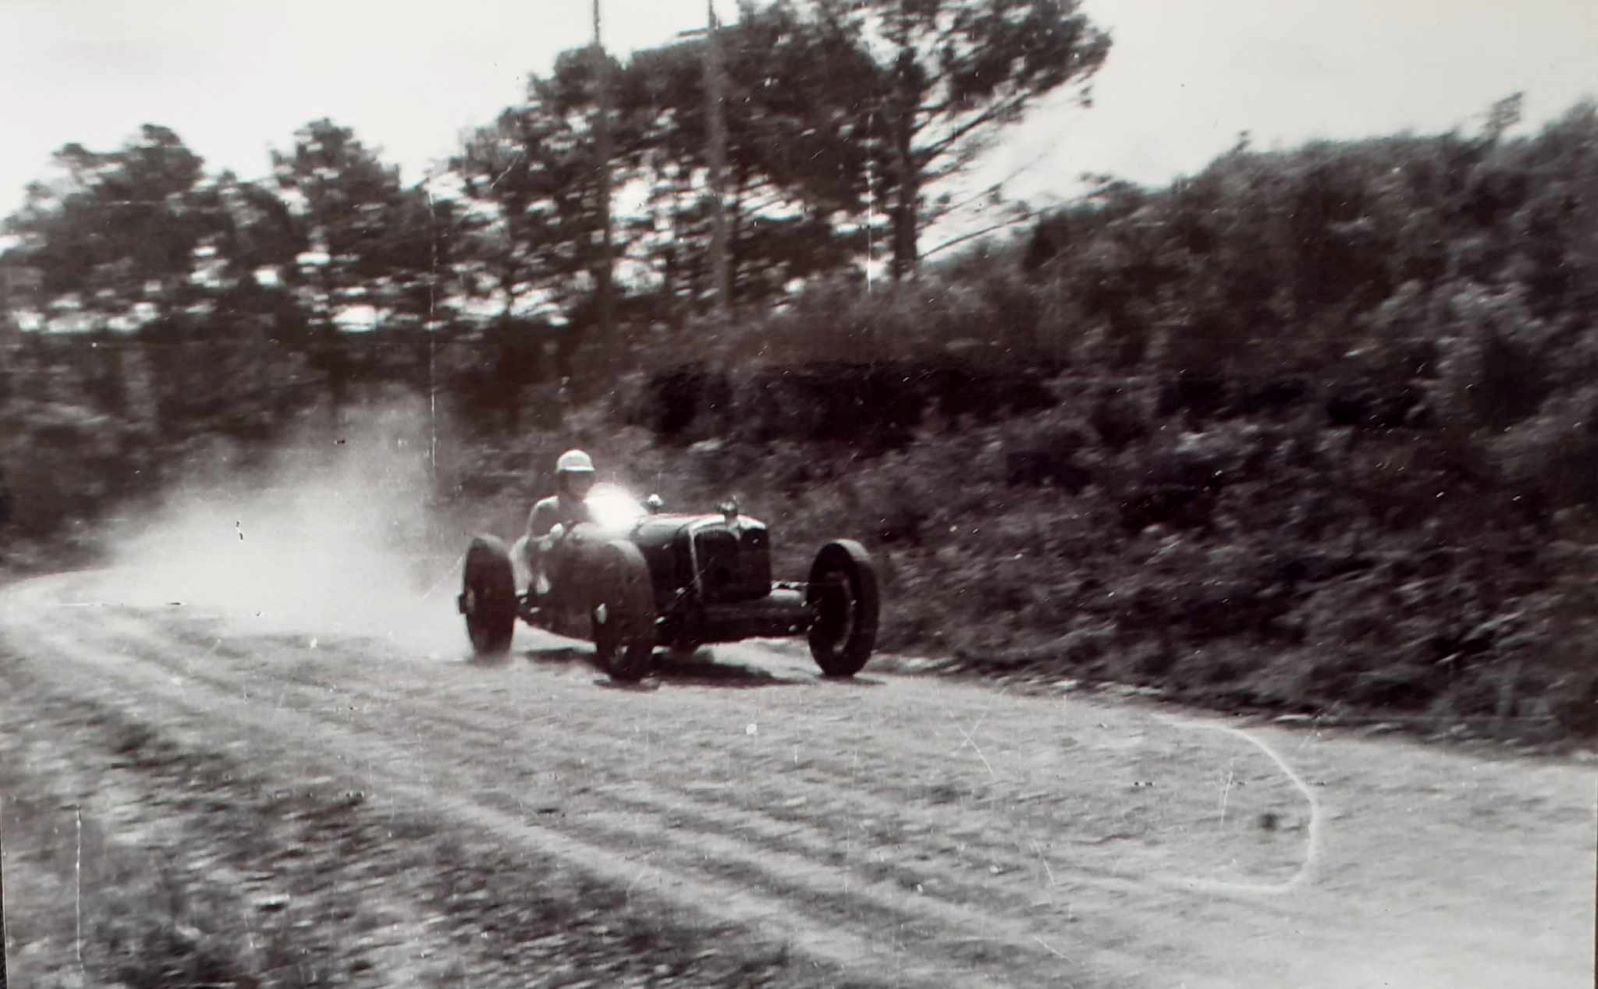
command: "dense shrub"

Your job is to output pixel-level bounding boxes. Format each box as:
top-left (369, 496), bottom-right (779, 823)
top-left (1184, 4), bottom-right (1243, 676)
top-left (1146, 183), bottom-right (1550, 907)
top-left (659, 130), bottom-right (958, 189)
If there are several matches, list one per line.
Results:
top-left (6, 103), bottom-right (1596, 741)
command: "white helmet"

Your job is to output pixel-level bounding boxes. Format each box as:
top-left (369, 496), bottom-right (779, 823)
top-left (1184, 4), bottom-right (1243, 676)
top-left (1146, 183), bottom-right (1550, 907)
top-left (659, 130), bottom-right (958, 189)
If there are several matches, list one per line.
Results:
top-left (556, 449), bottom-right (595, 474)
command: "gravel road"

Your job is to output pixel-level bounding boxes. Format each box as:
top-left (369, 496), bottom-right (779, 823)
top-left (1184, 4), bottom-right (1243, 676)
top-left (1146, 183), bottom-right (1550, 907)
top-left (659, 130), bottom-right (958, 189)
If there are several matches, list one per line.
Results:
top-left (2, 569), bottom-right (1592, 987)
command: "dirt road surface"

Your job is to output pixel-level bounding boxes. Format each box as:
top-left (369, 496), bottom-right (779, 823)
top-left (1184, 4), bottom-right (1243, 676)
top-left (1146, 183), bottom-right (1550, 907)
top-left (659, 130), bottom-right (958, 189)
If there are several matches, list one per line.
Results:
top-left (3, 569), bottom-right (1593, 987)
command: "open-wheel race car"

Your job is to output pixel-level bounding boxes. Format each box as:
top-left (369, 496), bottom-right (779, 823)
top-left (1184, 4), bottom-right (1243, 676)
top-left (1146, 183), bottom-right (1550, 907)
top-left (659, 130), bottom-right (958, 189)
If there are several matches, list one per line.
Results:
top-left (457, 486), bottom-right (879, 681)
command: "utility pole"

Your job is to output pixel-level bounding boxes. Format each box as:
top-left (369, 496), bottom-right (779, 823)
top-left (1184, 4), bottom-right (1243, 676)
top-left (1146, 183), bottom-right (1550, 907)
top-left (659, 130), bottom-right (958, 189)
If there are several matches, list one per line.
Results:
top-left (705, 0), bottom-right (730, 318)
top-left (592, 0), bottom-right (615, 356)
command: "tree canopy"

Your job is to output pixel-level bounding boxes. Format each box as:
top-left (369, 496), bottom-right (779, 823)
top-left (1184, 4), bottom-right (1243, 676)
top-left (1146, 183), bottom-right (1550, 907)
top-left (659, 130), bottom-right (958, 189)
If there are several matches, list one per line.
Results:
top-left (1, 0), bottom-right (1115, 343)
top-left (825, 0), bottom-right (1111, 277)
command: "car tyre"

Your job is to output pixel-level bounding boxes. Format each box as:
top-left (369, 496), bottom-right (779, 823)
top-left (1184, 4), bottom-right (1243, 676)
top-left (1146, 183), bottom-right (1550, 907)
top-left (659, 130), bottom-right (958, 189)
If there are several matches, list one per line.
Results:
top-left (592, 539), bottom-right (657, 682)
top-left (463, 536), bottom-right (517, 655)
top-left (806, 540), bottom-right (879, 677)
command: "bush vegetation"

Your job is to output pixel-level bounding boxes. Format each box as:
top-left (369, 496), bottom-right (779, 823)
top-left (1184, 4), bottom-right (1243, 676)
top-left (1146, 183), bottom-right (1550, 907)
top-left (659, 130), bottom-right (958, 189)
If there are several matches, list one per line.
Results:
top-left (4, 103), bottom-right (1596, 741)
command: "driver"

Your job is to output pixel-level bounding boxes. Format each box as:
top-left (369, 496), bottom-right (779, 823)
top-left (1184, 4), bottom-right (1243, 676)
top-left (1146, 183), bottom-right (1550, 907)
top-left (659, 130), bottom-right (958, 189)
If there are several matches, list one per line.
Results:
top-left (524, 449), bottom-right (597, 596)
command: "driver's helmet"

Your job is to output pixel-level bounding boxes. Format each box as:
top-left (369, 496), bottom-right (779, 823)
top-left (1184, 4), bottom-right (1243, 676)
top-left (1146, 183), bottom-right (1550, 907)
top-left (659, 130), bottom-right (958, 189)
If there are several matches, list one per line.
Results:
top-left (555, 450), bottom-right (597, 498)
top-left (556, 449), bottom-right (596, 476)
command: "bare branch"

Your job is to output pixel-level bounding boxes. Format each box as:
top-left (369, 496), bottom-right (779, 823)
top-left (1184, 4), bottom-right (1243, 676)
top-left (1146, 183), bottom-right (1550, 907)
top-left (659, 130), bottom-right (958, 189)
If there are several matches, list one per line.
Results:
top-left (915, 91), bottom-right (1031, 166)
top-left (921, 209), bottom-right (1039, 261)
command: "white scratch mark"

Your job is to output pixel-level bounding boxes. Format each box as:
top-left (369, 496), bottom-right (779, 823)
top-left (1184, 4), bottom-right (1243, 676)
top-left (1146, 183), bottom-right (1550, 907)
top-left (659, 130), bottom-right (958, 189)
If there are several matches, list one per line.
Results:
top-left (419, 552), bottom-right (467, 601)
top-left (623, 852), bottom-right (656, 902)
top-left (1032, 934), bottom-right (1077, 971)
top-left (1218, 759), bottom-right (1235, 828)
top-left (75, 804), bottom-right (85, 978)
top-left (1030, 839), bottom-right (1057, 887)
top-left (486, 148), bottom-right (526, 192)
top-left (1154, 716), bottom-right (1325, 895)
top-left (426, 183), bottom-right (440, 478)
top-left (954, 720), bottom-right (998, 781)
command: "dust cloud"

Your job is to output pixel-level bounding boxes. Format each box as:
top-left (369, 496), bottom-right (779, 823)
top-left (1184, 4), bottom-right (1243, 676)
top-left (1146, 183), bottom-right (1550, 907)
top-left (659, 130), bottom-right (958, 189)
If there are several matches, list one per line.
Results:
top-left (108, 403), bottom-right (468, 655)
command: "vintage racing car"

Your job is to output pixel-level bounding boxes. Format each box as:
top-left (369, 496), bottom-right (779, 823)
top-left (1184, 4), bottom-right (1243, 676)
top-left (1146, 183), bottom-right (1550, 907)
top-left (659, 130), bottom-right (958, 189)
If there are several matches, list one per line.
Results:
top-left (458, 486), bottom-right (879, 681)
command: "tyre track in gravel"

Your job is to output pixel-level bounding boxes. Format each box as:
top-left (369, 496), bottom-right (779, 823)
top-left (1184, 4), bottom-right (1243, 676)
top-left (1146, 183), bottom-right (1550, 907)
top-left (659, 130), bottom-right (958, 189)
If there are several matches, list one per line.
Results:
top-left (35, 584), bottom-right (1183, 987)
top-left (5, 606), bottom-right (973, 988)
top-left (31, 580), bottom-right (1413, 977)
top-left (145, 624), bottom-right (1323, 929)
top-left (0, 689), bottom-right (464, 988)
top-left (0, 664), bottom-right (834, 989)
top-left (88, 605), bottom-right (1429, 989)
top-left (1, 575), bottom-right (1113, 988)
top-left (155, 623), bottom-right (1302, 899)
top-left (80, 593), bottom-right (1322, 925)
top-left (93, 598), bottom-right (1312, 898)
top-left (14, 575), bottom-right (1317, 986)
top-left (7, 570), bottom-right (1593, 989)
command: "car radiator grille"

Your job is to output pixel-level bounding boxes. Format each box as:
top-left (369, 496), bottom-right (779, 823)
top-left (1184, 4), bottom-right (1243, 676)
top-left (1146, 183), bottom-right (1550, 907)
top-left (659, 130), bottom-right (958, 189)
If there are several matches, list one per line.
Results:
top-left (694, 526), bottom-right (771, 602)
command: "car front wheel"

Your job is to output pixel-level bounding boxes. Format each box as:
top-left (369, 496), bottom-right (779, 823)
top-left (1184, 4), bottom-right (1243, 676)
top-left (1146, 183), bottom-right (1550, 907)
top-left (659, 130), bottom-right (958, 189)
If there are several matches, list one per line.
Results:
top-left (591, 540), bottom-right (657, 682)
top-left (806, 540), bottom-right (879, 677)
top-left (461, 536), bottom-right (517, 655)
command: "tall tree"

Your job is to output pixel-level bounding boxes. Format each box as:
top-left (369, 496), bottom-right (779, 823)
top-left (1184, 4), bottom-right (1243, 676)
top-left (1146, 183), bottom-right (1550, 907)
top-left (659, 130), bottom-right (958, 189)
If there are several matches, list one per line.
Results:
top-left (270, 119), bottom-right (431, 410)
top-left (271, 119), bottom-right (428, 330)
top-left (205, 170), bottom-right (305, 287)
top-left (619, 1), bottom-right (880, 314)
top-left (825, 0), bottom-right (1110, 278)
top-left (452, 96), bottom-right (605, 330)
top-left (448, 48), bottom-right (648, 403)
top-left (2, 125), bottom-right (215, 330)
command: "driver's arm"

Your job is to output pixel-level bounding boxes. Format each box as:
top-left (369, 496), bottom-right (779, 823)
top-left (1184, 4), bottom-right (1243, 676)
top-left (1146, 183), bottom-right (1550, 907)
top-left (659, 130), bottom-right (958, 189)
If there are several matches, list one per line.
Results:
top-left (526, 499), bottom-right (571, 559)
top-left (525, 499), bottom-right (551, 568)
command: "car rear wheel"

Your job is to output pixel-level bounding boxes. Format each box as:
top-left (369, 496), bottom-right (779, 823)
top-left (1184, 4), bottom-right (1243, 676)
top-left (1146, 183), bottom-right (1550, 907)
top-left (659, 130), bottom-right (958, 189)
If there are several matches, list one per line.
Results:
top-left (462, 536), bottom-right (517, 655)
top-left (807, 540), bottom-right (879, 677)
top-left (591, 540), bottom-right (657, 682)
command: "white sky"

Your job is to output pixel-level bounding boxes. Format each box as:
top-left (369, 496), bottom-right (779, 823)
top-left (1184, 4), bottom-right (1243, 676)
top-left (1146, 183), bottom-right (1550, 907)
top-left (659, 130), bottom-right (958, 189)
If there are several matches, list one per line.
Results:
top-left (1, 0), bottom-right (1595, 240)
